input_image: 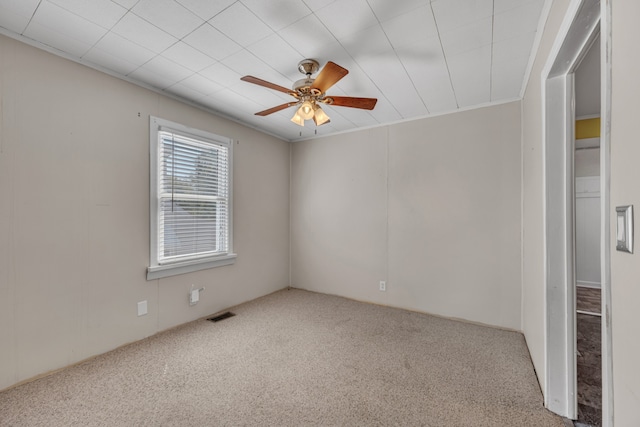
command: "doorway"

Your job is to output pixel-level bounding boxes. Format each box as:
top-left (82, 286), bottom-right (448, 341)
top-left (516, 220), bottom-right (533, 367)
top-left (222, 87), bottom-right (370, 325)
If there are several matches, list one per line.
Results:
top-left (574, 34), bottom-right (602, 425)
top-left (542, 0), bottom-right (612, 425)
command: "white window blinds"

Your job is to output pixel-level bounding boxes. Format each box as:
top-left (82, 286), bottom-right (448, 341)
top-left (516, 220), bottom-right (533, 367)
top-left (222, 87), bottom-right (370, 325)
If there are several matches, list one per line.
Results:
top-left (157, 129), bottom-right (229, 264)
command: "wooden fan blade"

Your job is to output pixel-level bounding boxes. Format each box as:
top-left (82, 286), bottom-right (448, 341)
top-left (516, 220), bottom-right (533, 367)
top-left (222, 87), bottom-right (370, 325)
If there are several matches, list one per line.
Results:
top-left (311, 61), bottom-right (348, 93)
top-left (327, 96), bottom-right (377, 110)
top-left (255, 102), bottom-right (298, 116)
top-left (241, 76), bottom-right (294, 95)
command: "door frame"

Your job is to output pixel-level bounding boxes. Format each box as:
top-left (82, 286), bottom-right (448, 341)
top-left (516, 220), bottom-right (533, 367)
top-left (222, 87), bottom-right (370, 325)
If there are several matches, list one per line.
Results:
top-left (541, 0), bottom-right (613, 423)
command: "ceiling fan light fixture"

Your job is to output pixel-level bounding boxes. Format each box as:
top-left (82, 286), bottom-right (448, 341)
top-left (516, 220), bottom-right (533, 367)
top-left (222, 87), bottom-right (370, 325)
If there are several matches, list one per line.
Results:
top-left (313, 104), bottom-right (330, 126)
top-left (241, 59), bottom-right (377, 128)
top-left (291, 110), bottom-right (304, 126)
top-left (299, 100), bottom-right (315, 120)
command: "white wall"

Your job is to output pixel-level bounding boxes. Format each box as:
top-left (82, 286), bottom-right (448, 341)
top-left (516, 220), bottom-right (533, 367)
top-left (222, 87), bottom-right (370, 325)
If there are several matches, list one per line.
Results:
top-left (522, 0), bottom-right (640, 423)
top-left (575, 34), bottom-right (601, 118)
top-left (575, 148), bottom-right (600, 177)
top-left (575, 177), bottom-right (601, 287)
top-left (610, 1), bottom-right (640, 424)
top-left (291, 102), bottom-right (522, 330)
top-left (521, 0), bottom-right (572, 394)
top-left (0, 35), bottom-right (290, 391)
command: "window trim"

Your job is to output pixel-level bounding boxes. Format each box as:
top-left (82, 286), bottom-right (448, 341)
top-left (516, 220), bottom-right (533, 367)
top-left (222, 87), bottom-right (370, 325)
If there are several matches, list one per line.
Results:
top-left (147, 116), bottom-right (235, 280)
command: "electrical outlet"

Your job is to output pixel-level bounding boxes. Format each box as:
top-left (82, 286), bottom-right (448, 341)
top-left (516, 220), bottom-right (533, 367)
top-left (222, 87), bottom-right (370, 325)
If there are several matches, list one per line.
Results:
top-left (189, 288), bottom-right (199, 306)
top-left (379, 281), bottom-right (386, 291)
top-left (137, 300), bottom-right (148, 316)
top-left (189, 285), bottom-right (205, 306)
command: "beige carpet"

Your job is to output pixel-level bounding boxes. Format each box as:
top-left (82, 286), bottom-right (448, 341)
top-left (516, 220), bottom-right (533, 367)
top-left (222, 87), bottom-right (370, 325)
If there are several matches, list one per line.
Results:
top-left (0, 288), bottom-right (565, 426)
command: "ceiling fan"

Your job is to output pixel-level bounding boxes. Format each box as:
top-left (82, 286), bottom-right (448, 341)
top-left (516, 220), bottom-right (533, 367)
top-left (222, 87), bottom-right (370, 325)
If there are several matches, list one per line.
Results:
top-left (241, 59), bottom-right (377, 127)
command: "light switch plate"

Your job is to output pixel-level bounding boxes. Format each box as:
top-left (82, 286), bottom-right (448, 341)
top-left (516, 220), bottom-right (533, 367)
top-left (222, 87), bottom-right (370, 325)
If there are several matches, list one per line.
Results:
top-left (616, 205), bottom-right (633, 253)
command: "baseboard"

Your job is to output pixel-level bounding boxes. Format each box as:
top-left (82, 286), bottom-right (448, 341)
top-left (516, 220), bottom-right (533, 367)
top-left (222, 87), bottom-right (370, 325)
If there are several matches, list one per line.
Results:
top-left (288, 286), bottom-right (522, 334)
top-left (577, 281), bottom-right (601, 289)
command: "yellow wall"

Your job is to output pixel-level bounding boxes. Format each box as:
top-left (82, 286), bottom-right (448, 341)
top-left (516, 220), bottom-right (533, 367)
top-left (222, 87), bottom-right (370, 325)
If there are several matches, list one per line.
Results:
top-left (575, 117), bottom-right (600, 139)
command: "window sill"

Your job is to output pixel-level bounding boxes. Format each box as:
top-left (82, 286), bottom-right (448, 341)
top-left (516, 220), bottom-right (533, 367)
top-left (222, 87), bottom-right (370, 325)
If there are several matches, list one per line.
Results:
top-left (146, 253), bottom-right (237, 280)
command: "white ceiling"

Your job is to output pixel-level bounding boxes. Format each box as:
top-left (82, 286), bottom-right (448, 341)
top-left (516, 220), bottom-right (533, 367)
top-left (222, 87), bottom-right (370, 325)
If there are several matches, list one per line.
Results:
top-left (0, 0), bottom-right (546, 141)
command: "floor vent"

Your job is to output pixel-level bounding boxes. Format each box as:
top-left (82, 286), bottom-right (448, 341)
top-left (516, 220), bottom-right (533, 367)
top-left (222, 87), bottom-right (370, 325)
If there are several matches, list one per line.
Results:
top-left (207, 311), bottom-right (236, 322)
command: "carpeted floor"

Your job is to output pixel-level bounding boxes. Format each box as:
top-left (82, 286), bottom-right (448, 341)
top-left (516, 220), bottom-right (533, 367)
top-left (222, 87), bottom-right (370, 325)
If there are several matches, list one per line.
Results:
top-left (0, 288), bottom-right (565, 426)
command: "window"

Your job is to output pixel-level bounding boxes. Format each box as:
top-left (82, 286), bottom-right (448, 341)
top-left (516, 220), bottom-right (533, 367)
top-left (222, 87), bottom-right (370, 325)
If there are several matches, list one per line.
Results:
top-left (147, 117), bottom-right (235, 280)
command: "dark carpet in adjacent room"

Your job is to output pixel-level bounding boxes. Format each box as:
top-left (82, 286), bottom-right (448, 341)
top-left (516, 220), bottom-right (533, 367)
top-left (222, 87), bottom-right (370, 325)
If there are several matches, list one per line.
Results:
top-left (576, 286), bottom-right (602, 427)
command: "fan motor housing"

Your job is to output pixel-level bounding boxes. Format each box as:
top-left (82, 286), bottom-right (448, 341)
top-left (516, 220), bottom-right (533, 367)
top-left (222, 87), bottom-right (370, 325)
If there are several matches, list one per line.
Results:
top-left (294, 59), bottom-right (322, 94)
top-left (293, 77), bottom-right (315, 92)
top-left (297, 59), bottom-right (319, 76)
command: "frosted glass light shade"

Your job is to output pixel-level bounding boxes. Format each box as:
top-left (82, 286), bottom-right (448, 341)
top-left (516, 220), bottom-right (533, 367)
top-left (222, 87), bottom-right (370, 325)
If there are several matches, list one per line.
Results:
top-left (299, 101), bottom-right (314, 120)
top-left (291, 111), bottom-right (304, 126)
top-left (313, 105), bottom-right (330, 126)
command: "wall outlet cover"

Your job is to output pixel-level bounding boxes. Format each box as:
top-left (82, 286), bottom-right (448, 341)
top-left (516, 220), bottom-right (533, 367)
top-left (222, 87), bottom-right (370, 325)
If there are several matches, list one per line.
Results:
top-left (137, 300), bottom-right (148, 316)
top-left (189, 289), bottom-right (200, 305)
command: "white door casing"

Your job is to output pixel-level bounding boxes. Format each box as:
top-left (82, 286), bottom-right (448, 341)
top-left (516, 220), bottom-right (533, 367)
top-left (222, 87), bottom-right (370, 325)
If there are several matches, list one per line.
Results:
top-left (541, 0), bottom-right (611, 421)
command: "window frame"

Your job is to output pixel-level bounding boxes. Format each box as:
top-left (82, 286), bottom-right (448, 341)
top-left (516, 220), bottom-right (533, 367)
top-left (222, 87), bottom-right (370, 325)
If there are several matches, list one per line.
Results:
top-left (147, 116), bottom-right (236, 280)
